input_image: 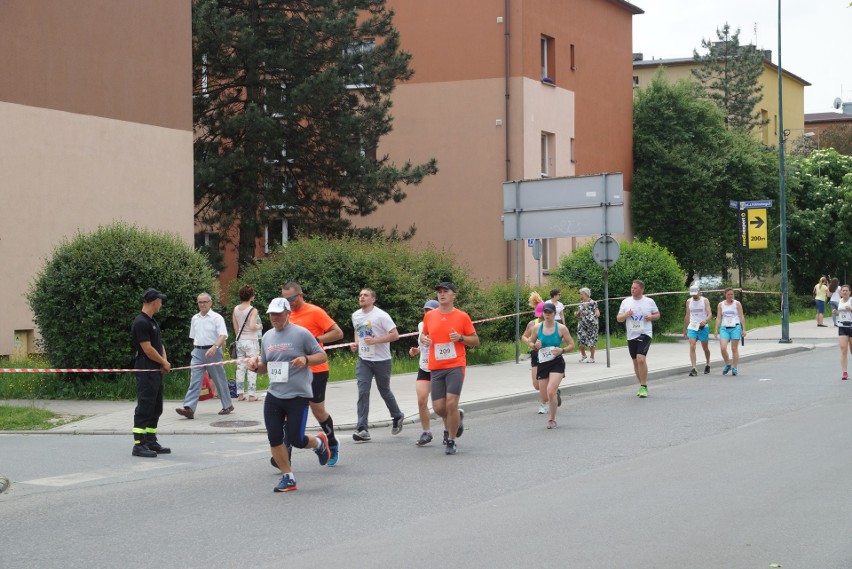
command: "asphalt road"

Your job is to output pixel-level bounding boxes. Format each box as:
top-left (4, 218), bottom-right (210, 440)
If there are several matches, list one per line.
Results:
top-left (1, 346), bottom-right (850, 569)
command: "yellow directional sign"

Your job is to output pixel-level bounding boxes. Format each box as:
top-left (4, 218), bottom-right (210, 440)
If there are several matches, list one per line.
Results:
top-left (747, 208), bottom-right (768, 249)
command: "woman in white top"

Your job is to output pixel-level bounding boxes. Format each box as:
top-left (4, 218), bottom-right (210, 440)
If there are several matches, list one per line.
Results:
top-left (832, 284), bottom-right (852, 381)
top-left (714, 287), bottom-right (747, 376)
top-left (231, 284), bottom-right (263, 401)
top-left (829, 278), bottom-right (841, 327)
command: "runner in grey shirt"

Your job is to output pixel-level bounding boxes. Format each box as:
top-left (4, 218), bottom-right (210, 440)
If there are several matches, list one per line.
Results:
top-left (248, 297), bottom-right (330, 493)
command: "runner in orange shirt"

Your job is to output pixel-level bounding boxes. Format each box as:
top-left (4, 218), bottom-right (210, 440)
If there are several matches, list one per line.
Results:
top-left (420, 282), bottom-right (479, 455)
top-left (280, 281), bottom-right (345, 466)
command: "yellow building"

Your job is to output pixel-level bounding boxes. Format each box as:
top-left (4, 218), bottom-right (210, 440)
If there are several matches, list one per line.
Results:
top-left (632, 51), bottom-right (809, 146)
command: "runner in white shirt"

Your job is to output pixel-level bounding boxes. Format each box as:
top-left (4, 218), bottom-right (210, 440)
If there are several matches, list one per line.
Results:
top-left (682, 285), bottom-right (712, 377)
top-left (616, 279), bottom-right (660, 398)
top-left (713, 287), bottom-right (747, 376)
top-left (832, 284), bottom-right (852, 381)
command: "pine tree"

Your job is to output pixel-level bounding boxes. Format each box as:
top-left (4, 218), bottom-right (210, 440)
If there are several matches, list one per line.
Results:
top-left (193, 0), bottom-right (437, 271)
top-left (691, 24), bottom-right (767, 133)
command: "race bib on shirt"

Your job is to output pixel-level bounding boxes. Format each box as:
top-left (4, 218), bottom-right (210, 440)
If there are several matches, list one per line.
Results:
top-left (267, 361), bottom-right (289, 384)
top-left (538, 347), bottom-right (556, 363)
top-left (419, 350), bottom-right (430, 371)
top-left (627, 319), bottom-right (644, 333)
top-left (435, 342), bottom-right (457, 361)
top-left (838, 310), bottom-right (852, 325)
top-left (722, 316), bottom-right (737, 328)
top-left (687, 321), bottom-right (701, 331)
top-left (358, 340), bottom-right (376, 358)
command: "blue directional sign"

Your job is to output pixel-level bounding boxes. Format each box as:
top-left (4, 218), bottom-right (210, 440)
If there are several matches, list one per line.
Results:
top-left (740, 200), bottom-right (773, 209)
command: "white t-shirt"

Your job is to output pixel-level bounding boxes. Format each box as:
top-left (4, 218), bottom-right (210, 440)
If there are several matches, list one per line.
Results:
top-left (352, 306), bottom-right (397, 361)
top-left (831, 288), bottom-right (841, 303)
top-left (618, 296), bottom-right (659, 340)
top-left (837, 298), bottom-right (852, 327)
top-left (552, 300), bottom-right (565, 322)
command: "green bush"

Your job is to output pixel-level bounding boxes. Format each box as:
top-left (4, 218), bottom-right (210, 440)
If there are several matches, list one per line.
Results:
top-left (552, 239), bottom-right (685, 335)
top-left (27, 223), bottom-right (219, 374)
top-left (477, 281), bottom-right (538, 343)
top-left (230, 237), bottom-right (483, 352)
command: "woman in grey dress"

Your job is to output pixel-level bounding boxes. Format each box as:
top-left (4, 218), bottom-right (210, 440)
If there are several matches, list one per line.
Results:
top-left (574, 287), bottom-right (600, 363)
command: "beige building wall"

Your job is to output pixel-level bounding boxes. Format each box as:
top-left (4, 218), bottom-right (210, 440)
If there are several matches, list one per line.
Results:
top-left (0, 1), bottom-right (193, 356)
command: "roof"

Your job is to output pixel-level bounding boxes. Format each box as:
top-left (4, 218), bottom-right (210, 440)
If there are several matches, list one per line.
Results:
top-left (608, 0), bottom-right (644, 15)
top-left (805, 112), bottom-right (852, 124)
top-left (633, 56), bottom-right (810, 87)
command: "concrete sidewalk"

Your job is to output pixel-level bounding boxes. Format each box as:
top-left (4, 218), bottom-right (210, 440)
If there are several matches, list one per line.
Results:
top-left (1, 319), bottom-right (835, 436)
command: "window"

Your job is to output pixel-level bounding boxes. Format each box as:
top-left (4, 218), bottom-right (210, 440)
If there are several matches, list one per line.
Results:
top-left (540, 35), bottom-right (555, 83)
top-left (632, 75), bottom-right (639, 88)
top-left (541, 239), bottom-right (550, 271)
top-left (541, 132), bottom-right (554, 177)
top-left (265, 219), bottom-right (292, 254)
top-left (345, 39), bottom-right (376, 90)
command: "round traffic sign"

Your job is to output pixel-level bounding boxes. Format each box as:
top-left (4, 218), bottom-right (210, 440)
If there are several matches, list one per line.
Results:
top-left (592, 236), bottom-right (620, 269)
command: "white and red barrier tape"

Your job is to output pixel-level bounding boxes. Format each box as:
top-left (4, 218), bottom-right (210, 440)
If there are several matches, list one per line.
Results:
top-left (0, 288), bottom-right (780, 374)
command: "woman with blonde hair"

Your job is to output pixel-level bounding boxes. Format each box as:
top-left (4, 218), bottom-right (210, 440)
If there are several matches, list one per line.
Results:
top-left (814, 276), bottom-right (829, 327)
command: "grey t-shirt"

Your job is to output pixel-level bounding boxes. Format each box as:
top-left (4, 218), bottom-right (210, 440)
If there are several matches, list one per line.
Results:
top-left (259, 323), bottom-right (323, 400)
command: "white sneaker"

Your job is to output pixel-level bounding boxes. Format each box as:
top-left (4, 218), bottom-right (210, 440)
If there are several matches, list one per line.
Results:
top-left (537, 402), bottom-right (547, 414)
top-left (578, 356), bottom-right (587, 363)
top-left (586, 358), bottom-right (595, 364)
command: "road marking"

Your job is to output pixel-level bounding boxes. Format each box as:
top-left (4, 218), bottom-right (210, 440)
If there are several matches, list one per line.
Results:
top-left (21, 462), bottom-right (182, 487)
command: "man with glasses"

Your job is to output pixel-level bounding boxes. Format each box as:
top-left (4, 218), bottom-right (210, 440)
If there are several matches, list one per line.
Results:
top-left (176, 292), bottom-right (233, 419)
top-left (279, 281), bottom-right (344, 466)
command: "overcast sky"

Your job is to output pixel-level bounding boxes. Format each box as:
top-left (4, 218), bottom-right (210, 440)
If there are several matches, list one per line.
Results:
top-left (632, 1), bottom-right (852, 114)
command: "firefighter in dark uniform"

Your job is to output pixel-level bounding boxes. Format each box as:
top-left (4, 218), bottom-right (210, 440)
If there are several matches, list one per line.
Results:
top-left (130, 288), bottom-right (172, 457)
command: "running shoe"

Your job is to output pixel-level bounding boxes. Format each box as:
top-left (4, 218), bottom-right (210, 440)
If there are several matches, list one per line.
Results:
top-left (273, 473), bottom-right (297, 493)
top-left (578, 356), bottom-right (587, 363)
top-left (537, 402), bottom-right (547, 414)
top-left (704, 365), bottom-right (711, 375)
top-left (688, 368), bottom-right (698, 377)
top-left (586, 358), bottom-right (595, 364)
top-left (842, 372), bottom-right (848, 381)
top-left (416, 431), bottom-right (433, 446)
top-left (547, 419), bottom-right (557, 429)
top-left (391, 415), bottom-right (404, 435)
top-left (352, 429), bottom-right (371, 442)
top-left (722, 364), bottom-right (732, 375)
top-left (456, 409), bottom-right (465, 438)
top-left (557, 388), bottom-right (562, 407)
top-left (637, 385), bottom-right (648, 398)
top-left (327, 442), bottom-right (340, 467)
top-left (314, 433), bottom-right (330, 466)
top-left (731, 368), bottom-right (738, 376)
top-left (445, 440), bottom-right (457, 455)
top-left (443, 430), bottom-right (449, 446)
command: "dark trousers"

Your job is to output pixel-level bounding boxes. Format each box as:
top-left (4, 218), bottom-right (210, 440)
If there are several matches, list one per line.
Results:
top-left (133, 369), bottom-right (164, 437)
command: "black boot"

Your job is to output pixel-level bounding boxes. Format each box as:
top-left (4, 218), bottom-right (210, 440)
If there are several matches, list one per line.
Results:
top-left (132, 442), bottom-right (157, 458)
top-left (146, 434), bottom-right (171, 454)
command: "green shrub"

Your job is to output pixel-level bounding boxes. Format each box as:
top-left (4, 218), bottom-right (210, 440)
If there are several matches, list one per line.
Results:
top-left (230, 237), bottom-right (483, 352)
top-left (552, 239), bottom-right (685, 334)
top-left (27, 223), bottom-right (219, 374)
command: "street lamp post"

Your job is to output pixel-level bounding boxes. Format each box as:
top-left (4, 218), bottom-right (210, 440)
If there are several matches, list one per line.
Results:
top-left (777, 0), bottom-right (791, 343)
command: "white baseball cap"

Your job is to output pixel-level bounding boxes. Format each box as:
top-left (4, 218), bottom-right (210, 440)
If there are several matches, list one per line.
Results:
top-left (689, 285), bottom-right (700, 295)
top-left (266, 297), bottom-right (291, 313)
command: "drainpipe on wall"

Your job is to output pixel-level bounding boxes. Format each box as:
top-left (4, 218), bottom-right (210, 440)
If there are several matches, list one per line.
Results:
top-left (504, 0), bottom-right (514, 279)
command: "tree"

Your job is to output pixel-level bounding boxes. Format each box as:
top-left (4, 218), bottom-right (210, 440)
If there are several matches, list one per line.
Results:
top-left (193, 0), bottom-right (437, 273)
top-left (632, 72), bottom-right (779, 284)
top-left (692, 24), bottom-right (767, 133)
top-left (786, 148), bottom-right (852, 292)
top-left (819, 124), bottom-right (852, 156)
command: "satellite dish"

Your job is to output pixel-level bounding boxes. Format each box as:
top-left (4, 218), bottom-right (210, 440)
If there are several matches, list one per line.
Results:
top-left (835, 97), bottom-right (843, 110)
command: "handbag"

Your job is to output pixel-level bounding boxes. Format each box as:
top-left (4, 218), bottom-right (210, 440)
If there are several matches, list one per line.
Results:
top-left (199, 372), bottom-right (215, 401)
top-left (229, 307), bottom-right (254, 358)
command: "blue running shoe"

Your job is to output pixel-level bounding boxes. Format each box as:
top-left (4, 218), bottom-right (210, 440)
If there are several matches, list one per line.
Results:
top-left (314, 432), bottom-right (330, 466)
top-left (722, 364), bottom-right (732, 375)
top-left (327, 442), bottom-right (340, 467)
top-left (732, 367), bottom-right (738, 376)
top-left (445, 440), bottom-right (457, 455)
top-left (274, 473), bottom-right (297, 493)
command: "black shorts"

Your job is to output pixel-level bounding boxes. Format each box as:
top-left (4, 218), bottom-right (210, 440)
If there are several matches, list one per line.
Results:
top-left (263, 395), bottom-right (310, 448)
top-left (536, 355), bottom-right (565, 379)
top-left (839, 326), bottom-right (852, 337)
top-left (310, 370), bottom-right (329, 403)
top-left (628, 334), bottom-right (652, 359)
top-left (416, 368), bottom-right (431, 381)
top-left (530, 350), bottom-right (539, 367)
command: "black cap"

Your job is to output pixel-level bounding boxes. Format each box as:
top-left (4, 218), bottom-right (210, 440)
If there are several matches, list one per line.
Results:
top-left (142, 288), bottom-right (167, 303)
top-left (542, 302), bottom-right (556, 313)
top-left (435, 281), bottom-right (457, 292)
